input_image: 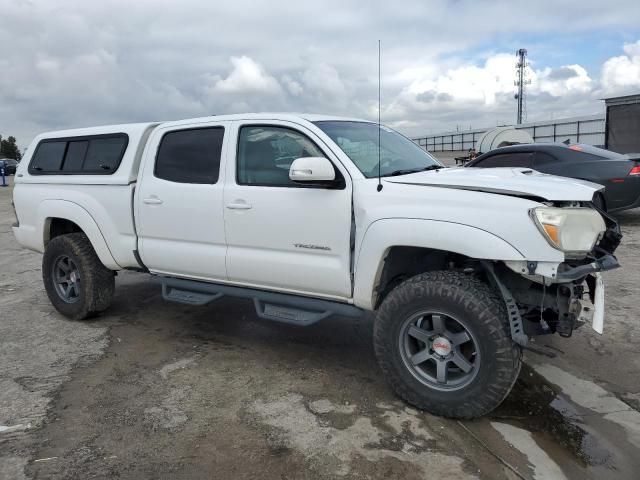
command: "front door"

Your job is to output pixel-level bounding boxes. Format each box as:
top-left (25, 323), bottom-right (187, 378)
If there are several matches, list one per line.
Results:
top-left (136, 121), bottom-right (228, 281)
top-left (223, 121), bottom-right (353, 299)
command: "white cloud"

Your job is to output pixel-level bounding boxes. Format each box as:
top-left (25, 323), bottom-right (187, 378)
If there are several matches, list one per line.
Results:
top-left (301, 63), bottom-right (347, 101)
top-left (403, 54), bottom-right (516, 107)
top-left (282, 75), bottom-right (303, 96)
top-left (601, 40), bottom-right (640, 94)
top-left (400, 56), bottom-right (592, 110)
top-left (535, 65), bottom-right (592, 96)
top-left (384, 53), bottom-right (597, 132)
top-left (212, 56), bottom-right (281, 94)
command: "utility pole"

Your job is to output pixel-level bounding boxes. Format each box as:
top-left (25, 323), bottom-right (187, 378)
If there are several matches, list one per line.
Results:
top-left (514, 48), bottom-right (529, 125)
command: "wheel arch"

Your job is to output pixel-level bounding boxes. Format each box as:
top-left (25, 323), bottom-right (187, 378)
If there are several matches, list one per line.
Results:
top-left (38, 200), bottom-right (121, 270)
top-left (353, 218), bottom-right (526, 310)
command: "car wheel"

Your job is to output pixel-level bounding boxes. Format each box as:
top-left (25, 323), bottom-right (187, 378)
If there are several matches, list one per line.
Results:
top-left (42, 233), bottom-right (115, 320)
top-left (373, 270), bottom-right (522, 419)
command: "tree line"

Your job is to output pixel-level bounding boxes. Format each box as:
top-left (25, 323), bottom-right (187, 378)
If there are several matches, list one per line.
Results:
top-left (0, 135), bottom-right (22, 160)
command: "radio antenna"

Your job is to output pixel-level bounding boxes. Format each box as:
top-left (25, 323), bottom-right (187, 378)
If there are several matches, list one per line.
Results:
top-left (377, 39), bottom-right (383, 192)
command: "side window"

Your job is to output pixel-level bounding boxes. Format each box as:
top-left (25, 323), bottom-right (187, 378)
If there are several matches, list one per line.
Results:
top-left (237, 125), bottom-right (326, 187)
top-left (83, 137), bottom-right (127, 172)
top-left (62, 141), bottom-right (89, 171)
top-left (475, 152), bottom-right (532, 168)
top-left (155, 127), bottom-right (224, 184)
top-left (29, 134), bottom-right (128, 174)
top-left (30, 141), bottom-right (66, 172)
top-left (533, 152), bottom-right (557, 167)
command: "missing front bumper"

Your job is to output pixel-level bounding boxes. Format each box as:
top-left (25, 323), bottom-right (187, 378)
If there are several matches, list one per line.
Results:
top-left (556, 254), bottom-right (619, 281)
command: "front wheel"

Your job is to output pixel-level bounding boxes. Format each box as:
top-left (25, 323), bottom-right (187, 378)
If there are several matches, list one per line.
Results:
top-left (42, 233), bottom-right (115, 320)
top-left (373, 271), bottom-right (521, 419)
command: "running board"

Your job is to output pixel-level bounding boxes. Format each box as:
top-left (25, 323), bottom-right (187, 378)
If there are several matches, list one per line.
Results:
top-left (154, 275), bottom-right (363, 326)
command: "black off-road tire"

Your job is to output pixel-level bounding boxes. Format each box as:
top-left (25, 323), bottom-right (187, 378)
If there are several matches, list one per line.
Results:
top-left (42, 233), bottom-right (115, 320)
top-left (373, 270), bottom-right (522, 419)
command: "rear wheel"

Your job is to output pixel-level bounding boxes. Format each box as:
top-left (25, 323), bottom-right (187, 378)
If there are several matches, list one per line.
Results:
top-left (43, 233), bottom-right (115, 320)
top-left (373, 271), bottom-right (521, 419)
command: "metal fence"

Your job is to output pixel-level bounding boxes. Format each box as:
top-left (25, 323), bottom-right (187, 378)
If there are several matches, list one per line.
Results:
top-left (412, 114), bottom-right (605, 152)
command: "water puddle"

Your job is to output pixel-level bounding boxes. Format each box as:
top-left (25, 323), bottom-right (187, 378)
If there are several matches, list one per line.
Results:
top-left (490, 363), bottom-right (614, 469)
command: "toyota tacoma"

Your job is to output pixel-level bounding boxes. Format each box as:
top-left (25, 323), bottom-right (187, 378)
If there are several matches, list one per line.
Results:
top-left (11, 113), bottom-right (621, 418)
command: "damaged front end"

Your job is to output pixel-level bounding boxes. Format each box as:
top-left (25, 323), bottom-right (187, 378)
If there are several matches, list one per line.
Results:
top-left (486, 205), bottom-right (622, 348)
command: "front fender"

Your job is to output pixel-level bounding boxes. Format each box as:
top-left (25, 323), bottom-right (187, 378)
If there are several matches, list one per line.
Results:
top-left (352, 218), bottom-right (526, 310)
top-left (37, 200), bottom-right (120, 270)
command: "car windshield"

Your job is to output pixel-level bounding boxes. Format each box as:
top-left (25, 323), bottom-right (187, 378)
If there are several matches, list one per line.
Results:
top-left (314, 121), bottom-right (441, 178)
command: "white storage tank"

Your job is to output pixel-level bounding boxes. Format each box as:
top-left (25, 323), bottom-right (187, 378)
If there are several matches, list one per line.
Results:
top-left (476, 126), bottom-right (533, 153)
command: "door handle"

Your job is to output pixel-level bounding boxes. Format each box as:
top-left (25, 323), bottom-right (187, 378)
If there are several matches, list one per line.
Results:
top-left (143, 197), bottom-right (163, 205)
top-left (226, 201), bottom-right (252, 210)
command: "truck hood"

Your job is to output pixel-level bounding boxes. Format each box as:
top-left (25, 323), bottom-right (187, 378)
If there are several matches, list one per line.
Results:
top-left (384, 167), bottom-right (602, 202)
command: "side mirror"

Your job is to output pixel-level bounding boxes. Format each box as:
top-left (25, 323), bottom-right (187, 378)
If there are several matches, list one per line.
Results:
top-left (289, 157), bottom-right (335, 182)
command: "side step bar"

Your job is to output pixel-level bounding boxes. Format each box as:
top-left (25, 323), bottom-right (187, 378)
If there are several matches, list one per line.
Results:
top-left (153, 275), bottom-right (363, 326)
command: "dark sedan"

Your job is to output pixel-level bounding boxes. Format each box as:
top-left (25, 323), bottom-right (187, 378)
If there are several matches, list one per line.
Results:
top-left (466, 143), bottom-right (640, 212)
top-left (0, 158), bottom-right (19, 175)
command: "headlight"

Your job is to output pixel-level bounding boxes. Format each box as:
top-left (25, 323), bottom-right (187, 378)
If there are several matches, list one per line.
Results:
top-left (530, 207), bottom-right (605, 256)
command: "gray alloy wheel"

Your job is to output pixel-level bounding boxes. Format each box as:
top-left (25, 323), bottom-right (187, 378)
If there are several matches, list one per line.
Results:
top-left (52, 255), bottom-right (82, 303)
top-left (399, 311), bottom-right (480, 391)
top-left (42, 233), bottom-right (115, 320)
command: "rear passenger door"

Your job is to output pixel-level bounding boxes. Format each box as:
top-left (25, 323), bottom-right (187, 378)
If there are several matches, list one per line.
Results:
top-left (136, 121), bottom-right (228, 281)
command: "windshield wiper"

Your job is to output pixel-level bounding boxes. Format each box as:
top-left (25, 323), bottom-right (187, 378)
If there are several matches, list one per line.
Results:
top-left (387, 165), bottom-right (444, 177)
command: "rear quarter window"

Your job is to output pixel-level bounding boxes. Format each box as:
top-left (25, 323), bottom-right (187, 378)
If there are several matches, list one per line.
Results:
top-left (29, 134), bottom-right (128, 175)
top-left (566, 144), bottom-right (627, 160)
top-left (561, 149), bottom-right (612, 162)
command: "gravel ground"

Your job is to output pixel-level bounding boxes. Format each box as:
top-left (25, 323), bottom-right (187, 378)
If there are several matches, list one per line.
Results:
top-left (1, 174), bottom-right (639, 479)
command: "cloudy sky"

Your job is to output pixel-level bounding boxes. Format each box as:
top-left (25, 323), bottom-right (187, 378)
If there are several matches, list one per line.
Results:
top-left (1, 0), bottom-right (640, 148)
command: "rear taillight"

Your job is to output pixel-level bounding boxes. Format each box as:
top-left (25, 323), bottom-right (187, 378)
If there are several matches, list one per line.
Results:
top-left (629, 165), bottom-right (640, 176)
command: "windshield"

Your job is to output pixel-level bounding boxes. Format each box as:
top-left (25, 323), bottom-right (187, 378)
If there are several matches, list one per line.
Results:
top-left (314, 121), bottom-right (441, 178)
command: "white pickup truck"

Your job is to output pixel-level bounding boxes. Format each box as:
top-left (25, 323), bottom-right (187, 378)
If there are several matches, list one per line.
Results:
top-left (11, 113), bottom-right (622, 418)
